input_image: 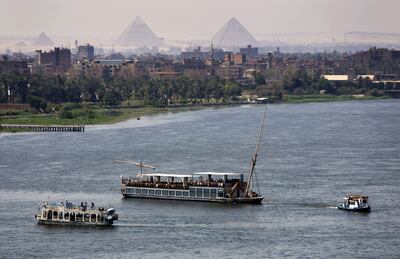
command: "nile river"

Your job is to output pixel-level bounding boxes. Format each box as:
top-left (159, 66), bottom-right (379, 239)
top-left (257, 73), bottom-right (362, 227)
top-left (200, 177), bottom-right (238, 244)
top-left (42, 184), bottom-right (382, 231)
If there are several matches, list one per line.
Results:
top-left (0, 100), bottom-right (399, 258)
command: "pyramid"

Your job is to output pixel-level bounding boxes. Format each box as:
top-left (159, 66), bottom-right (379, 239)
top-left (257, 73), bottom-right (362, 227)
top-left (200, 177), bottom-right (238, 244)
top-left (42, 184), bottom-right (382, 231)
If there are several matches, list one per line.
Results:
top-left (211, 17), bottom-right (259, 47)
top-left (33, 32), bottom-right (55, 46)
top-left (15, 41), bottom-right (27, 47)
top-left (115, 17), bottom-right (163, 47)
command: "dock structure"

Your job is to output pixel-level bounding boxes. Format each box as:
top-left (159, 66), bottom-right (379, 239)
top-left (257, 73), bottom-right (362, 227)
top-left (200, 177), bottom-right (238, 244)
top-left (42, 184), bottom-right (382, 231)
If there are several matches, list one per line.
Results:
top-left (0, 124), bottom-right (85, 132)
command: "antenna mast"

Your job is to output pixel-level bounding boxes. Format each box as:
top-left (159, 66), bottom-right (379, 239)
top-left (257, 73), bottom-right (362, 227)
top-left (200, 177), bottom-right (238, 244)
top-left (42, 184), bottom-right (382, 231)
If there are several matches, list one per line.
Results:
top-left (114, 160), bottom-right (155, 176)
top-left (245, 105), bottom-right (267, 196)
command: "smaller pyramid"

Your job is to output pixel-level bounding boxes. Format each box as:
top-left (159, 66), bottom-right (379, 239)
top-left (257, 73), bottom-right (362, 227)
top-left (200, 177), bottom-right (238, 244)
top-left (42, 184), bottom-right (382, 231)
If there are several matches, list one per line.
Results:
top-left (115, 17), bottom-right (163, 47)
top-left (15, 41), bottom-right (27, 47)
top-left (33, 32), bottom-right (55, 46)
top-left (211, 17), bottom-right (259, 47)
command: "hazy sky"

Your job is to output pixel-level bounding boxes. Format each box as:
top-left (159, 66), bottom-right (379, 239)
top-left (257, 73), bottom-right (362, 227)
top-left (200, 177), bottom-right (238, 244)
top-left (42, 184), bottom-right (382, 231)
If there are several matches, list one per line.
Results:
top-left (2, 0), bottom-right (399, 40)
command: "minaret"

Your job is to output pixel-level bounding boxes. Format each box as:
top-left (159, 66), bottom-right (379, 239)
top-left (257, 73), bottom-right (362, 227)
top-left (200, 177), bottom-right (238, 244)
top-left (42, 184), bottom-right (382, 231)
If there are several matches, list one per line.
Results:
top-left (208, 43), bottom-right (215, 76)
top-left (210, 43), bottom-right (214, 62)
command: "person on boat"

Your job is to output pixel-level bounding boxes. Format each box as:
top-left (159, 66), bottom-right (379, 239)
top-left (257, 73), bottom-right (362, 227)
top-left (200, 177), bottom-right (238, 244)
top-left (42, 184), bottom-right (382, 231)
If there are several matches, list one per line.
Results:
top-left (91, 202), bottom-right (95, 209)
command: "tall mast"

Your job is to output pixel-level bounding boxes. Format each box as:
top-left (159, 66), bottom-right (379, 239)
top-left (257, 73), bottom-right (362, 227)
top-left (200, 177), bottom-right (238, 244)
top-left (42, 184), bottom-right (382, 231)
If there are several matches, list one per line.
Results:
top-left (114, 160), bottom-right (155, 176)
top-left (245, 105), bottom-right (267, 196)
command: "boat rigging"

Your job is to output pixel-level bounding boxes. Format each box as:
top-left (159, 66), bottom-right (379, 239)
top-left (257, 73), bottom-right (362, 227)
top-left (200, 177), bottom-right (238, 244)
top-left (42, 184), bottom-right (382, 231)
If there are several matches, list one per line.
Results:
top-left (118, 105), bottom-right (268, 204)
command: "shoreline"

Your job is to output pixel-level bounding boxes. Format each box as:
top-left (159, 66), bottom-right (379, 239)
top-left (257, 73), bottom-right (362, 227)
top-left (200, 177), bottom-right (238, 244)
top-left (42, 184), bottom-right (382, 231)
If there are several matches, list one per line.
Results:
top-left (282, 94), bottom-right (389, 104)
top-left (0, 95), bottom-right (393, 133)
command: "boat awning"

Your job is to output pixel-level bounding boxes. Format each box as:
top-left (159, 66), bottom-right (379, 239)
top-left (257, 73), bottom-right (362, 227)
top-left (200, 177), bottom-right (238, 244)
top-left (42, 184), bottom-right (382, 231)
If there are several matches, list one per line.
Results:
top-left (138, 172), bottom-right (243, 178)
top-left (344, 195), bottom-right (368, 200)
top-left (195, 172), bottom-right (243, 176)
top-left (140, 173), bottom-right (193, 178)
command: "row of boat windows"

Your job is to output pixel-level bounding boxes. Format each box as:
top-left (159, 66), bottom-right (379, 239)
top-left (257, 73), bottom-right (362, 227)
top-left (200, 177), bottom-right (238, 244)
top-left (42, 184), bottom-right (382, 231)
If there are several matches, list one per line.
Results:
top-left (126, 187), bottom-right (225, 198)
top-left (43, 210), bottom-right (105, 222)
top-left (348, 199), bottom-right (368, 205)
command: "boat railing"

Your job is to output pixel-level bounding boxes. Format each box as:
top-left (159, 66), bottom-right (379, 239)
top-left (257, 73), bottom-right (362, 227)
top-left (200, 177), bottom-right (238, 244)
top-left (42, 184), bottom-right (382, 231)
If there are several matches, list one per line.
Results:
top-left (123, 178), bottom-right (241, 189)
top-left (42, 203), bottom-right (108, 214)
top-left (124, 181), bottom-right (190, 190)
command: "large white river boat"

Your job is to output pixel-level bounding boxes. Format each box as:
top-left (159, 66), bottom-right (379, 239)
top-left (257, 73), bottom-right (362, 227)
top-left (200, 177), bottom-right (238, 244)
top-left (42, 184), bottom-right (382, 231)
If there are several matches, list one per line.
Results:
top-left (119, 105), bottom-right (268, 204)
top-left (35, 201), bottom-right (119, 226)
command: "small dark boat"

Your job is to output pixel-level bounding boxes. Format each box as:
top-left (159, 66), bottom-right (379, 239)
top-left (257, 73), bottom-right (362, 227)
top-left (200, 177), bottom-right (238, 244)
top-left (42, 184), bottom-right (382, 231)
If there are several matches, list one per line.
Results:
top-left (338, 195), bottom-right (371, 212)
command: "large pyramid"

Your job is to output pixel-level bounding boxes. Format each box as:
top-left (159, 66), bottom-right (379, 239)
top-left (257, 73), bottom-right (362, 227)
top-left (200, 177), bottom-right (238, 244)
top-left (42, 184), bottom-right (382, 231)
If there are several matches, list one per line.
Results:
top-left (33, 32), bottom-right (55, 46)
top-left (211, 17), bottom-right (259, 47)
top-left (115, 17), bottom-right (163, 47)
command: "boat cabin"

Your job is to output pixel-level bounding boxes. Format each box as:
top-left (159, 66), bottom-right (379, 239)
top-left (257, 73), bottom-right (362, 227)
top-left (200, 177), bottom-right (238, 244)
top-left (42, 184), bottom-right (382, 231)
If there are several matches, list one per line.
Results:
top-left (344, 195), bottom-right (369, 207)
top-left (121, 172), bottom-right (248, 200)
top-left (36, 202), bottom-right (118, 225)
top-left (338, 194), bottom-right (371, 212)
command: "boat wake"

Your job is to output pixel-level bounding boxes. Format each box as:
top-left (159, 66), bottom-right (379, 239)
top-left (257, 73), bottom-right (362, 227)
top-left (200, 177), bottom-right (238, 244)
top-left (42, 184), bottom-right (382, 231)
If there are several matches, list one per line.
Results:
top-left (268, 201), bottom-right (336, 209)
top-left (114, 223), bottom-right (209, 228)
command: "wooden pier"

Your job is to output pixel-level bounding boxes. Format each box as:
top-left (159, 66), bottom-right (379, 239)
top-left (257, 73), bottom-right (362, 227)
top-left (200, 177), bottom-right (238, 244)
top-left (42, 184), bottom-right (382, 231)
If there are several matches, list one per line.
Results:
top-left (0, 124), bottom-right (85, 132)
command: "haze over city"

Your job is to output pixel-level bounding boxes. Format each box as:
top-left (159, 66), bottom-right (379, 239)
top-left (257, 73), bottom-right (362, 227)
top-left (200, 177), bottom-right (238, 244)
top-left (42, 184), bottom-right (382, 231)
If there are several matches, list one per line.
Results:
top-left (2, 0), bottom-right (400, 41)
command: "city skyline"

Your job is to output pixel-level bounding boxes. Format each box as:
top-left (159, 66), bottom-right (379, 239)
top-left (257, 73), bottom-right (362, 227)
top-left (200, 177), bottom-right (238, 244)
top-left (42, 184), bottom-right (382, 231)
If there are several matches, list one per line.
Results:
top-left (2, 0), bottom-right (400, 41)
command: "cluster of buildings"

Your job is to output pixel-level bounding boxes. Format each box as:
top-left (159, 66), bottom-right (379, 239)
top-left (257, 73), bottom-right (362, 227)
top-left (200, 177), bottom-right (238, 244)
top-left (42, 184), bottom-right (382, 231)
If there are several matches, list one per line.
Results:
top-left (320, 47), bottom-right (400, 84)
top-left (2, 15), bottom-right (399, 87)
top-left (1, 43), bottom-right (400, 88)
top-left (68, 44), bottom-right (271, 85)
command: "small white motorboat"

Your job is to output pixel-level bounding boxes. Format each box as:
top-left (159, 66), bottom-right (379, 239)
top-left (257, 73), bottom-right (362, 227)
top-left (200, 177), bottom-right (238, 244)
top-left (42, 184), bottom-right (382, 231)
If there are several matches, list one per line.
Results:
top-left (338, 194), bottom-right (371, 212)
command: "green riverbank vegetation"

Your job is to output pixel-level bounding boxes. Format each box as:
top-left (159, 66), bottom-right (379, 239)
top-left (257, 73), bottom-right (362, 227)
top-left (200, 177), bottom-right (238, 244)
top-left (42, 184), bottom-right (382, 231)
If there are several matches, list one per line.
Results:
top-left (0, 64), bottom-right (397, 131)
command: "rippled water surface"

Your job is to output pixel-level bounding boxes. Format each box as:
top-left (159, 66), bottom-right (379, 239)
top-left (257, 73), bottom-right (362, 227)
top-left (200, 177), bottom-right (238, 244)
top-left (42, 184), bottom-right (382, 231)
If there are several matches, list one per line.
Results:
top-left (1, 100), bottom-right (399, 258)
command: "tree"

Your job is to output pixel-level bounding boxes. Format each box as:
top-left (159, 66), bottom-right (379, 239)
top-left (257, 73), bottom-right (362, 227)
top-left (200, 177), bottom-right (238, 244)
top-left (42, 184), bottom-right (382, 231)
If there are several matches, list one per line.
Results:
top-left (29, 71), bottom-right (65, 103)
top-left (254, 72), bottom-right (266, 85)
top-left (103, 91), bottom-right (121, 106)
top-left (369, 88), bottom-right (383, 97)
top-left (64, 78), bottom-right (82, 102)
top-left (80, 76), bottom-right (105, 102)
top-left (58, 108), bottom-right (74, 119)
top-left (29, 96), bottom-right (47, 111)
top-left (317, 78), bottom-right (336, 94)
top-left (205, 76), bottom-right (224, 99)
top-left (224, 82), bottom-right (241, 97)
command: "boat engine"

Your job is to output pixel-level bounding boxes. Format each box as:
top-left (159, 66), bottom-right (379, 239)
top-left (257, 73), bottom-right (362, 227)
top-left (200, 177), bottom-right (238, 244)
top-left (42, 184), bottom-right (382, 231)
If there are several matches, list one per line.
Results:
top-left (106, 208), bottom-right (118, 221)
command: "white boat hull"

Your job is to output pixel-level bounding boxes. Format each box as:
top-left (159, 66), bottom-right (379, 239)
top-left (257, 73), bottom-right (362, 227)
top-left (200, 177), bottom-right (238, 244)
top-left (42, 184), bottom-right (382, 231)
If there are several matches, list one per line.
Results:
top-left (337, 204), bottom-right (371, 212)
top-left (37, 218), bottom-right (114, 226)
top-left (122, 192), bottom-right (263, 204)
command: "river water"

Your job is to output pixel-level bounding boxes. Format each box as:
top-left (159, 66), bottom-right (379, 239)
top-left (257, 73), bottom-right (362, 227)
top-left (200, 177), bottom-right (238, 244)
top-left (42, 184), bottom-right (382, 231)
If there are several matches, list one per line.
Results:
top-left (0, 100), bottom-right (399, 258)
